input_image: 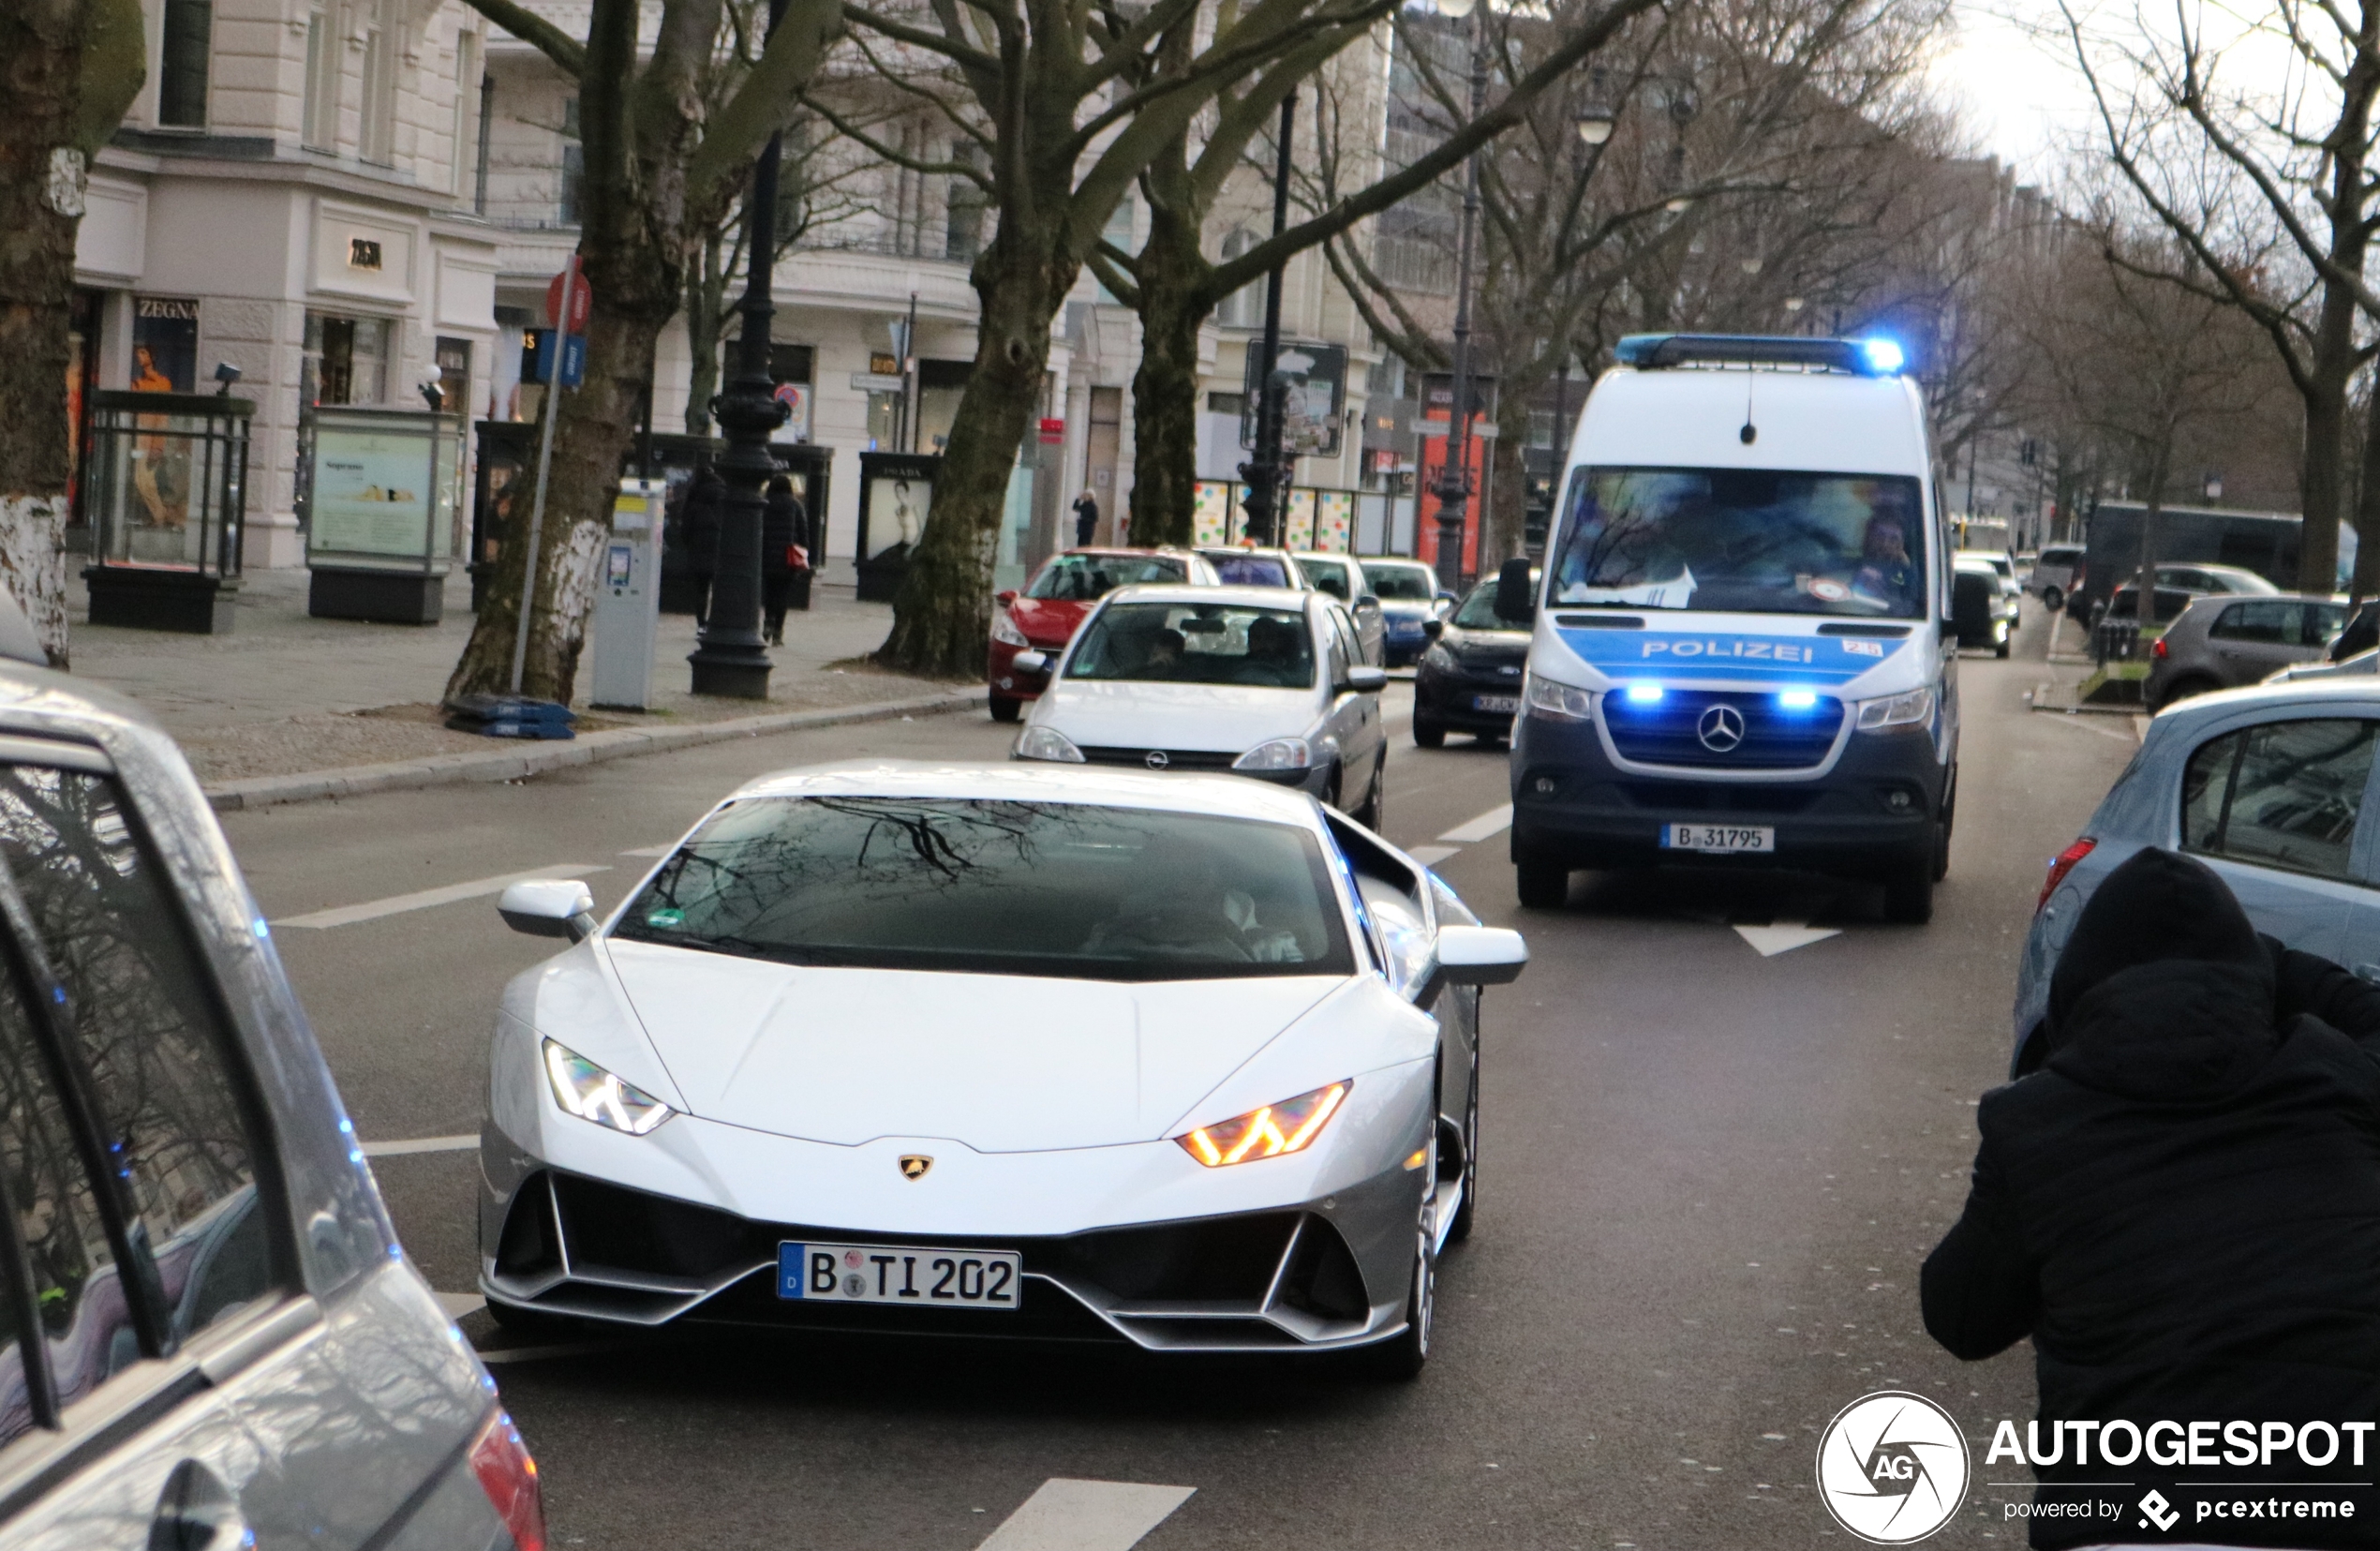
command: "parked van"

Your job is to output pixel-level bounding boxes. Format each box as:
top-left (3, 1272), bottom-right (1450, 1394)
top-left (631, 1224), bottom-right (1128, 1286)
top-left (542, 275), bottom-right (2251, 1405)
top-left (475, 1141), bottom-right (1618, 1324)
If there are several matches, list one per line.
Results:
top-left (1500, 334), bottom-right (1957, 922)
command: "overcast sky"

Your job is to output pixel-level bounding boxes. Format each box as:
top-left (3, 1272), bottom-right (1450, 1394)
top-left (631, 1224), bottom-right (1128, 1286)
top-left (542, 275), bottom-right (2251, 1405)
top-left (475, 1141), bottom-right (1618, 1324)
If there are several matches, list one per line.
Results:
top-left (1933, 2), bottom-right (2097, 181)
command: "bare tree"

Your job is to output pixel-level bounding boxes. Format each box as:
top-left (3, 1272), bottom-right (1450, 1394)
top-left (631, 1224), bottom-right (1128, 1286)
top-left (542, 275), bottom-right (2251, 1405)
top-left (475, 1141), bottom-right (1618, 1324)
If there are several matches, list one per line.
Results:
top-left (0, 0), bottom-right (146, 664)
top-left (2063, 0), bottom-right (2380, 595)
top-left (440, 0), bottom-right (844, 706)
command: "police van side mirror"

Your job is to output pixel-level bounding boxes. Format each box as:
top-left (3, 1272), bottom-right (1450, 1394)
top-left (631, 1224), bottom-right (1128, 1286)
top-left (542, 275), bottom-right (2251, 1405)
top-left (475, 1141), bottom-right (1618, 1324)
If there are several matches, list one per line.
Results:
top-left (1496, 557), bottom-right (1537, 624)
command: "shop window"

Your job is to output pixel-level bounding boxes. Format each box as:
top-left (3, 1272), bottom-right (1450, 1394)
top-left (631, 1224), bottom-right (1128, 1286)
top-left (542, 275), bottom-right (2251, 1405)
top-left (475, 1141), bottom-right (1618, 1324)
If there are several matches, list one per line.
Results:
top-left (158, 0), bottom-right (212, 128)
top-left (297, 313), bottom-right (390, 528)
top-left (434, 337), bottom-right (472, 415)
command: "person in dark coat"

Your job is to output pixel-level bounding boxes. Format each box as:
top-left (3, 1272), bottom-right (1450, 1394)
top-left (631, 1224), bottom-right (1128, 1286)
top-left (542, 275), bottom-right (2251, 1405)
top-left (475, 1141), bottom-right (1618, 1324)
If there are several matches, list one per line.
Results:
top-left (1072, 489), bottom-right (1100, 547)
top-left (680, 467), bottom-right (726, 627)
top-left (1924, 847), bottom-right (2380, 1549)
top-left (761, 473), bottom-right (807, 647)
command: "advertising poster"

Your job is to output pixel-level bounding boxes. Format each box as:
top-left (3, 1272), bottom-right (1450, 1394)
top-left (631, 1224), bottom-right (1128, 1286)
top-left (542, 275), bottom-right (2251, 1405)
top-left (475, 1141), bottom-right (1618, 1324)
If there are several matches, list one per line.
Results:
top-left (312, 422), bottom-right (450, 561)
top-left (1316, 489), bottom-right (1354, 553)
top-left (865, 475), bottom-right (929, 559)
top-left (1282, 488), bottom-right (1317, 550)
top-left (132, 297), bottom-right (200, 394)
top-left (1241, 343), bottom-right (1347, 458)
top-left (1193, 481), bottom-right (1233, 546)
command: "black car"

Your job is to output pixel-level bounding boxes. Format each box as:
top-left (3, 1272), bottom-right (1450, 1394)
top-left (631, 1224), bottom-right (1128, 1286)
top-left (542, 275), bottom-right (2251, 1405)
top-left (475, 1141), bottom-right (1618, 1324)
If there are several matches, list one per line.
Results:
top-left (1415, 576), bottom-right (1533, 746)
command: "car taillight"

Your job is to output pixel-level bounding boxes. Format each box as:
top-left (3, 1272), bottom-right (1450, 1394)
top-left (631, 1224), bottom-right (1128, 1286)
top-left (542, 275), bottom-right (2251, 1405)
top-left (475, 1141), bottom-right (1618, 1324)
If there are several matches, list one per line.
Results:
top-left (470, 1410), bottom-right (545, 1551)
top-left (2036, 838), bottom-right (2096, 913)
top-left (2151, 635), bottom-right (2167, 659)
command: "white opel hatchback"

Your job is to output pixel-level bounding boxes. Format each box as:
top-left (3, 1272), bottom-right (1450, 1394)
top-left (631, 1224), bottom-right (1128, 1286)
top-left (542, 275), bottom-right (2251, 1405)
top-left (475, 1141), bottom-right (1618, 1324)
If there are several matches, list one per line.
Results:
top-left (478, 763), bottom-right (1525, 1377)
top-left (1010, 584), bottom-right (1391, 826)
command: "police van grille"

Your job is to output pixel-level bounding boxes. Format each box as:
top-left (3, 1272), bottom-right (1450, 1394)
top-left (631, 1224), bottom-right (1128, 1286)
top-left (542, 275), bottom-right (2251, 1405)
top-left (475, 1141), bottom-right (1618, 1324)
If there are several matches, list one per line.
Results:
top-left (1602, 690), bottom-right (1843, 769)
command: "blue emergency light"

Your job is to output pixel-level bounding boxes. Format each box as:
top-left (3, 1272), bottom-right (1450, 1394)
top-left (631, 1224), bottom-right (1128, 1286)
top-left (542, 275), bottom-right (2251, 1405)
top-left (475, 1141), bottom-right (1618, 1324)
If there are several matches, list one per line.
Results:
top-left (1613, 334), bottom-right (1908, 376)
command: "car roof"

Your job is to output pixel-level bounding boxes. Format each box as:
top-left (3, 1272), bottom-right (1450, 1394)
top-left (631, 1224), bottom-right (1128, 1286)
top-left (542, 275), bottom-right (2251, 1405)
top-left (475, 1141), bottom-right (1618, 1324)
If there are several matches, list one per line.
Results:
top-left (1103, 583), bottom-right (1319, 610)
top-left (1056, 546), bottom-right (1195, 558)
top-left (2150, 676), bottom-right (2380, 728)
top-left (728, 759), bottom-right (1330, 826)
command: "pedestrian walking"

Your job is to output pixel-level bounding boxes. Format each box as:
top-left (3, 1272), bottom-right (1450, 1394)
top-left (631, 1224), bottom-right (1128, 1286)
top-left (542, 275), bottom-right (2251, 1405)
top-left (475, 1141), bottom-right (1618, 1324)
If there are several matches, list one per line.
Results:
top-left (680, 466), bottom-right (725, 627)
top-left (761, 472), bottom-right (808, 647)
top-left (1072, 489), bottom-right (1100, 547)
top-left (1923, 846), bottom-right (2380, 1550)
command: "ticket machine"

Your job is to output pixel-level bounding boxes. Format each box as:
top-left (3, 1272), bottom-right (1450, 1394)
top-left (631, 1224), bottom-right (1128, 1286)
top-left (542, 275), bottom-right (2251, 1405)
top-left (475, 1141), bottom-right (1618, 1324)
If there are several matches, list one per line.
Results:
top-left (589, 479), bottom-right (664, 708)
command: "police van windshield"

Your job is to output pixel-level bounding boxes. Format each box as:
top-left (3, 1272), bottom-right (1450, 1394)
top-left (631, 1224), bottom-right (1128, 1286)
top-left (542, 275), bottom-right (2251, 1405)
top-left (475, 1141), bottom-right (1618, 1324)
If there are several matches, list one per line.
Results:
top-left (1550, 467), bottom-right (1930, 619)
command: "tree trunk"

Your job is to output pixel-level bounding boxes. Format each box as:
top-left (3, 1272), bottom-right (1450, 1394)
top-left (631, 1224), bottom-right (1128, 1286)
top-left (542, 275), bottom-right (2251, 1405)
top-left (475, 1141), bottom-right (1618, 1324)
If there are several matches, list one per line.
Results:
top-left (1126, 204), bottom-right (1211, 547)
top-left (2300, 376), bottom-right (2348, 595)
top-left (443, 299), bottom-right (665, 705)
top-left (875, 235), bottom-right (1064, 677)
top-left (0, 0), bottom-right (96, 666)
top-left (682, 227), bottom-right (727, 436)
top-left (2353, 387), bottom-right (2380, 605)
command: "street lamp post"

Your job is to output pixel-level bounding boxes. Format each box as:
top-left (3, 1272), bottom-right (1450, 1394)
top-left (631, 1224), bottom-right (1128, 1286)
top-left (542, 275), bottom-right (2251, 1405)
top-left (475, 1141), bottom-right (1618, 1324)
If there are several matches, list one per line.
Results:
top-left (1240, 92), bottom-right (1298, 547)
top-left (688, 0), bottom-right (789, 698)
top-left (1431, 0), bottom-right (1487, 594)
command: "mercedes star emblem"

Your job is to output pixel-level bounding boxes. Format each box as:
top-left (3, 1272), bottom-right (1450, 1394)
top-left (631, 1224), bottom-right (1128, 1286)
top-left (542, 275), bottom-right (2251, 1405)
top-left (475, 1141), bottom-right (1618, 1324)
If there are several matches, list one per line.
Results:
top-left (1696, 704), bottom-right (1748, 753)
top-left (1144, 750), bottom-right (1170, 769)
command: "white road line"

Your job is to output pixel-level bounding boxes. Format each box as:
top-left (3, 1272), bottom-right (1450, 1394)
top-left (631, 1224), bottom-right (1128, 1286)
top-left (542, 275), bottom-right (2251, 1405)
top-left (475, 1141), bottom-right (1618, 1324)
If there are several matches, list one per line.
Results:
top-left (362, 1135), bottom-right (477, 1157)
top-left (619, 843), bottom-right (676, 858)
top-left (974, 1480), bottom-right (1197, 1551)
top-left (1733, 918), bottom-right (1842, 958)
top-left (2041, 713), bottom-right (2136, 745)
top-left (275, 864), bottom-right (610, 930)
top-left (434, 1291), bottom-right (484, 1320)
top-left (1437, 804), bottom-right (1513, 845)
top-left (1406, 844), bottom-right (1461, 868)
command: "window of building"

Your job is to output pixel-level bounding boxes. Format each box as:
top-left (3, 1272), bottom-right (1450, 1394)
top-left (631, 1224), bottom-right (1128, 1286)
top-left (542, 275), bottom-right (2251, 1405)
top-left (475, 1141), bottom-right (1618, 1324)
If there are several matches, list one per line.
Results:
top-left (945, 142), bottom-right (987, 262)
top-left (451, 31), bottom-right (482, 197)
top-left (560, 97), bottom-right (584, 226)
top-left (302, 3), bottom-right (334, 150)
top-left (158, 0), bottom-right (213, 128)
top-left (357, 0), bottom-right (395, 164)
top-left (1215, 230), bottom-right (1266, 329)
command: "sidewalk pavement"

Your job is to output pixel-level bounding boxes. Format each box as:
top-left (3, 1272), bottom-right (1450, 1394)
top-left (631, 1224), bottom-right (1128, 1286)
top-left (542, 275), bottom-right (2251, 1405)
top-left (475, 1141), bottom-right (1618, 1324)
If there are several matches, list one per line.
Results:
top-left (65, 568), bottom-right (979, 807)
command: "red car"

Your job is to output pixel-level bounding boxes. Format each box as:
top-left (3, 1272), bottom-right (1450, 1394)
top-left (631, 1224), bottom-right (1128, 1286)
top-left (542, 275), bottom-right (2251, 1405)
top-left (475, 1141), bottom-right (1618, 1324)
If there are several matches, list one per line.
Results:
top-left (989, 547), bottom-right (1219, 721)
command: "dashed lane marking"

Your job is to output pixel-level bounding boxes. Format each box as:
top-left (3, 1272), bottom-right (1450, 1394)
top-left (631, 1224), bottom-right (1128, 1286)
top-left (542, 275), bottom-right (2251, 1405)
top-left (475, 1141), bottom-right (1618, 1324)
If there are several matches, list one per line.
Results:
top-left (1437, 804), bottom-right (1514, 845)
top-left (362, 1135), bottom-right (477, 1156)
top-left (974, 1479), bottom-right (1197, 1551)
top-left (619, 843), bottom-right (676, 858)
top-left (274, 864), bottom-right (610, 930)
top-left (1406, 844), bottom-right (1461, 868)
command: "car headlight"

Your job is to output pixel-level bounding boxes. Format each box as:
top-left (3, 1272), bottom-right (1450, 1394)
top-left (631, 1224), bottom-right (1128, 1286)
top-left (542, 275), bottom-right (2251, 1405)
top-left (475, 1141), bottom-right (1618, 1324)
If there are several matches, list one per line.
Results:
top-left (542, 1039), bottom-right (675, 1135)
top-left (1853, 686), bottom-right (1935, 730)
top-left (1176, 1081), bottom-right (1350, 1166)
top-left (1015, 725), bottom-right (1086, 762)
top-left (1421, 644), bottom-right (1456, 672)
top-left (990, 614), bottom-right (1029, 648)
top-left (1234, 737), bottom-right (1314, 771)
top-left (1524, 672), bottom-right (1595, 722)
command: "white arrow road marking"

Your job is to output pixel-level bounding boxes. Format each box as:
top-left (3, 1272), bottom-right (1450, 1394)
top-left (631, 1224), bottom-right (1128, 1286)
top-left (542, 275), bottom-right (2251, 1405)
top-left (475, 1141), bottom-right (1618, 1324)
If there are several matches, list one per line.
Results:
top-left (434, 1291), bottom-right (484, 1320)
top-left (1733, 917), bottom-right (1842, 957)
top-left (1406, 844), bottom-right (1460, 868)
top-left (362, 1135), bottom-right (478, 1156)
top-left (1438, 804), bottom-right (1514, 845)
top-left (275, 864), bottom-right (609, 930)
top-left (974, 1480), bottom-right (1197, 1551)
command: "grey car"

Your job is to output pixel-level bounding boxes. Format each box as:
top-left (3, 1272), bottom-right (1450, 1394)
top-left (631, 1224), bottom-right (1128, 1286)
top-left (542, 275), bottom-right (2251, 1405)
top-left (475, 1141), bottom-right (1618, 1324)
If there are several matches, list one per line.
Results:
top-left (0, 611), bottom-right (536, 1547)
top-left (2030, 544), bottom-right (2084, 611)
top-left (2144, 593), bottom-right (2347, 710)
top-left (2013, 679), bottom-right (2380, 1074)
top-left (1291, 552), bottom-right (1387, 665)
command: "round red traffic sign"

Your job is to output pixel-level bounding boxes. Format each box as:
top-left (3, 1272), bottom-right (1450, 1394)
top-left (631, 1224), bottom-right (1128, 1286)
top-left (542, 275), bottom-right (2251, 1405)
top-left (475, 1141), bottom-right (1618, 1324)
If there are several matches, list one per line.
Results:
top-left (544, 260), bottom-right (591, 333)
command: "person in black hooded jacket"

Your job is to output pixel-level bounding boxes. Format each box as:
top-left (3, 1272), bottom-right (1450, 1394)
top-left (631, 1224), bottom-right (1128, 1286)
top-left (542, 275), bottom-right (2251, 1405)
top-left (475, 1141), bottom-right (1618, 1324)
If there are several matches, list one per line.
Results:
top-left (1924, 846), bottom-right (2380, 1549)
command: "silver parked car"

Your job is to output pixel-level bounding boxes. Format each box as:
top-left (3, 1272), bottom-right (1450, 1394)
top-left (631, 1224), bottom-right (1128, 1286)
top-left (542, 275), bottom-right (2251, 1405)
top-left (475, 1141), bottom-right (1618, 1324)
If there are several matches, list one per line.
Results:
top-left (0, 610), bottom-right (538, 1548)
top-left (2014, 679), bottom-right (2380, 1074)
top-left (2144, 593), bottom-right (2347, 710)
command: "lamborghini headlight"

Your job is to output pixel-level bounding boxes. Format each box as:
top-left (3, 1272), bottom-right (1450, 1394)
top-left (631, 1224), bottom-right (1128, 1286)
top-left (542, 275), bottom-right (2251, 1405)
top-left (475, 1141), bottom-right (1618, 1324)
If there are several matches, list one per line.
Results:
top-left (542, 1039), bottom-right (675, 1135)
top-left (1175, 1081), bottom-right (1350, 1166)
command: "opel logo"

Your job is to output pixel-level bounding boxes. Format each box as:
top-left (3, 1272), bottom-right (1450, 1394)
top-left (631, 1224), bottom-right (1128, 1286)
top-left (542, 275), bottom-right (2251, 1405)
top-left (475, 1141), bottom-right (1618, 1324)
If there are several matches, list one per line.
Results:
top-left (899, 1155), bottom-right (933, 1181)
top-left (1696, 704), bottom-right (1747, 753)
top-left (1144, 750), bottom-right (1170, 770)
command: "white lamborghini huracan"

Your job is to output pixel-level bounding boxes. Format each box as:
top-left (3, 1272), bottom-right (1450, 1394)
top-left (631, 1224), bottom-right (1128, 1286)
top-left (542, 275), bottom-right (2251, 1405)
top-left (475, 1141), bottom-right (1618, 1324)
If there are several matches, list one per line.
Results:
top-left (476, 761), bottom-right (1525, 1375)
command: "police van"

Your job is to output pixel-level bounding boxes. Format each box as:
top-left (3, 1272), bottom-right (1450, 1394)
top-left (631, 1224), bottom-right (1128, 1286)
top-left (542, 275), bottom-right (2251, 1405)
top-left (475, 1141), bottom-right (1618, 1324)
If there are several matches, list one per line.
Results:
top-left (1501, 334), bottom-right (1957, 922)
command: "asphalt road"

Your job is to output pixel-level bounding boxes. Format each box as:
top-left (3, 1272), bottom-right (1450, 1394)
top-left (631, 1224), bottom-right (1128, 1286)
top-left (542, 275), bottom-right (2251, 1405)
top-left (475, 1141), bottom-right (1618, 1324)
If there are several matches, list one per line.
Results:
top-left (218, 604), bottom-right (2134, 1550)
